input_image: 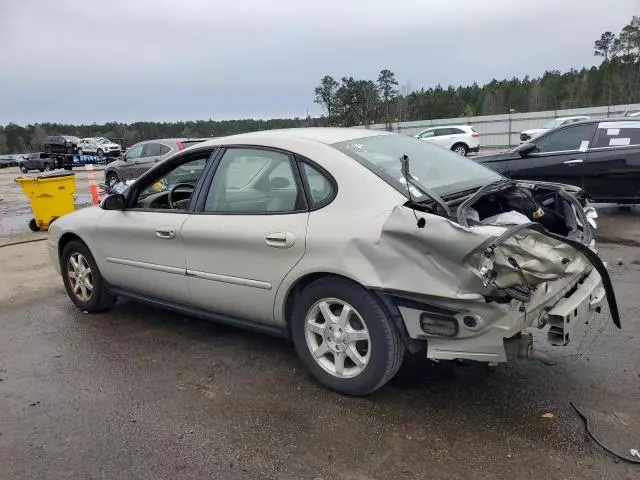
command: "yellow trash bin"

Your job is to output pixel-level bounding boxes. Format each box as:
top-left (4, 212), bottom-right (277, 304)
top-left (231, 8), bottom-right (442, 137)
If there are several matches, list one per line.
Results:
top-left (14, 172), bottom-right (76, 232)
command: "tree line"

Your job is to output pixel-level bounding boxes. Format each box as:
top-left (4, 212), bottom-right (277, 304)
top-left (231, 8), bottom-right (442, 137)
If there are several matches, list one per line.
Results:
top-left (1, 16), bottom-right (638, 154)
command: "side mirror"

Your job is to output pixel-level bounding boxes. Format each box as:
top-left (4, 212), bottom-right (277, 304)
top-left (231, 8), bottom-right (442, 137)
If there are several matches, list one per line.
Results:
top-left (515, 142), bottom-right (537, 156)
top-left (101, 193), bottom-right (125, 210)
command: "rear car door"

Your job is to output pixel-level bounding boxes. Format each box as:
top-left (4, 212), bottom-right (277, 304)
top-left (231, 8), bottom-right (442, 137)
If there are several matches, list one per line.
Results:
top-left (117, 143), bottom-right (145, 181)
top-left (508, 123), bottom-right (597, 187)
top-left (431, 128), bottom-right (454, 148)
top-left (181, 147), bottom-right (309, 324)
top-left (585, 121), bottom-right (640, 202)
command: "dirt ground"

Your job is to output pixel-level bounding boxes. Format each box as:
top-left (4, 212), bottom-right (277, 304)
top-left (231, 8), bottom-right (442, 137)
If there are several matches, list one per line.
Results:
top-left (1, 166), bottom-right (639, 479)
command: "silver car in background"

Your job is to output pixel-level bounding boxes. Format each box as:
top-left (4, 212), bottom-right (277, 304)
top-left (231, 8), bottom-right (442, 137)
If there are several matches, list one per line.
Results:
top-left (104, 138), bottom-right (208, 186)
top-left (47, 128), bottom-right (618, 395)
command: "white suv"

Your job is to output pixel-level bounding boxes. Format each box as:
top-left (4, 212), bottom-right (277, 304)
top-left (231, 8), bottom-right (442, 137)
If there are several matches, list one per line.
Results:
top-left (415, 125), bottom-right (480, 155)
top-left (77, 138), bottom-right (122, 157)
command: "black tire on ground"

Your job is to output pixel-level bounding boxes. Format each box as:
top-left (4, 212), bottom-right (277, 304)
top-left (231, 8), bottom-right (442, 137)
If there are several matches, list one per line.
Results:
top-left (106, 171), bottom-right (119, 187)
top-left (28, 218), bottom-right (39, 232)
top-left (43, 163), bottom-right (51, 171)
top-left (20, 165), bottom-right (28, 173)
top-left (77, 148), bottom-right (83, 155)
top-left (97, 149), bottom-right (104, 157)
top-left (60, 240), bottom-right (116, 312)
top-left (451, 143), bottom-right (468, 156)
top-left (291, 277), bottom-right (405, 396)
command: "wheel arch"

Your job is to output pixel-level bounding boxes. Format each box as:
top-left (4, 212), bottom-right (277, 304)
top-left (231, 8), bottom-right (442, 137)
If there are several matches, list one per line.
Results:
top-left (451, 141), bottom-right (469, 150)
top-left (57, 232), bottom-right (97, 267)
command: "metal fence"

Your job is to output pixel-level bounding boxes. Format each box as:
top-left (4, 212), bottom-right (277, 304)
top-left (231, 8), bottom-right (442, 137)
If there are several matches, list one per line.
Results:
top-left (358, 102), bottom-right (640, 148)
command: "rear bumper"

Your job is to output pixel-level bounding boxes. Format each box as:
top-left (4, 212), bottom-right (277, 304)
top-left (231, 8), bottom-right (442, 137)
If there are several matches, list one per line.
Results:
top-left (390, 267), bottom-right (605, 363)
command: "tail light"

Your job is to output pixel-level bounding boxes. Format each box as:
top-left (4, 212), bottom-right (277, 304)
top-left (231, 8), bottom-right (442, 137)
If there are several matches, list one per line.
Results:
top-left (471, 133), bottom-right (480, 138)
top-left (177, 140), bottom-right (184, 150)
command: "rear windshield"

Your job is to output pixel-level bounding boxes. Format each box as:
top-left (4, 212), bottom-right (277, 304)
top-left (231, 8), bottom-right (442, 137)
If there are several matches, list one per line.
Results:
top-left (332, 134), bottom-right (500, 198)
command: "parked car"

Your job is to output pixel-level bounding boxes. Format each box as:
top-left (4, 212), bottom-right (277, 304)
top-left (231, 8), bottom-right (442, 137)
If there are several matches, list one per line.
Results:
top-left (519, 116), bottom-right (590, 143)
top-left (19, 152), bottom-right (57, 172)
top-left (48, 128), bottom-right (617, 395)
top-left (43, 135), bottom-right (80, 154)
top-left (415, 125), bottom-right (479, 155)
top-left (77, 137), bottom-right (122, 157)
top-left (104, 138), bottom-right (208, 186)
top-left (477, 117), bottom-right (640, 204)
top-left (0, 155), bottom-right (20, 169)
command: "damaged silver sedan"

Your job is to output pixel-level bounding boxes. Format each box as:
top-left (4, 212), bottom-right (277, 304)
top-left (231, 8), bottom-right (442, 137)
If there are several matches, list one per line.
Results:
top-left (47, 128), bottom-right (619, 395)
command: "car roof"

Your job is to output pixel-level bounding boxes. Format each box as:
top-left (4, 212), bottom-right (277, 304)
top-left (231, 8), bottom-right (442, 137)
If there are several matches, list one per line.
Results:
top-left (197, 128), bottom-right (390, 149)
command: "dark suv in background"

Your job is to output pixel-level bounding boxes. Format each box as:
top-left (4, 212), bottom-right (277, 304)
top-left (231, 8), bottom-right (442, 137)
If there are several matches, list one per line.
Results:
top-left (476, 117), bottom-right (640, 204)
top-left (43, 135), bottom-right (80, 154)
top-left (104, 138), bottom-right (208, 186)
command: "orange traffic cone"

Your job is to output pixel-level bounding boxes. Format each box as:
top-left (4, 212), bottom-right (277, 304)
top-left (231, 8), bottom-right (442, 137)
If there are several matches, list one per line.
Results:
top-left (86, 164), bottom-right (100, 205)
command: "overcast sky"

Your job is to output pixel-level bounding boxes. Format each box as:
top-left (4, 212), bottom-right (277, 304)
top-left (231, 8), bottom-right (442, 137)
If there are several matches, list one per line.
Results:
top-left (0, 0), bottom-right (637, 125)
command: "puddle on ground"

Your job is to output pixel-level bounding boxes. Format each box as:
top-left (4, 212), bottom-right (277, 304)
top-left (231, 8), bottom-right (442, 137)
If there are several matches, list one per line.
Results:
top-left (0, 195), bottom-right (95, 236)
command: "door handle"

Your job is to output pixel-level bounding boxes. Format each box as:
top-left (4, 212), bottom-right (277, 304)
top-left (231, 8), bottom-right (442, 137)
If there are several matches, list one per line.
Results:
top-left (155, 227), bottom-right (175, 239)
top-left (563, 159), bottom-right (583, 165)
top-left (264, 232), bottom-right (295, 248)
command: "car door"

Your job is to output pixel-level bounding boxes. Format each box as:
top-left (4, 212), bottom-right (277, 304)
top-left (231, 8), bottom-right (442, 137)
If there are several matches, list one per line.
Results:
top-left (507, 123), bottom-right (597, 187)
top-left (94, 150), bottom-right (214, 302)
top-left (584, 121), bottom-right (640, 202)
top-left (117, 143), bottom-right (145, 181)
top-left (431, 128), bottom-right (453, 148)
top-left (181, 147), bottom-right (309, 324)
top-left (417, 128), bottom-right (436, 143)
top-left (134, 142), bottom-right (164, 176)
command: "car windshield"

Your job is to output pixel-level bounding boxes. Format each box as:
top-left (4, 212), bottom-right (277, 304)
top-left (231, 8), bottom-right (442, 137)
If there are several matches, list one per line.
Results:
top-left (332, 134), bottom-right (501, 199)
top-left (542, 118), bottom-right (565, 129)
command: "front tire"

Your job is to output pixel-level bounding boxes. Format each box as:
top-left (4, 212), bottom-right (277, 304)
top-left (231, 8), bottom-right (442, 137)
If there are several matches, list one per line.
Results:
top-left (105, 171), bottom-right (119, 187)
top-left (77, 148), bottom-right (83, 155)
top-left (20, 165), bottom-right (28, 173)
top-left (291, 278), bottom-right (405, 395)
top-left (43, 162), bottom-right (51, 171)
top-left (61, 240), bottom-right (116, 312)
top-left (97, 148), bottom-right (104, 157)
top-left (451, 143), bottom-right (468, 156)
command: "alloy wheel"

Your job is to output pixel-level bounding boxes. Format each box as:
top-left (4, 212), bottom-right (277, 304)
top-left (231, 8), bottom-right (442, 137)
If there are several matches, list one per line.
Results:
top-left (67, 253), bottom-right (94, 301)
top-left (453, 145), bottom-right (466, 155)
top-left (304, 298), bottom-right (371, 378)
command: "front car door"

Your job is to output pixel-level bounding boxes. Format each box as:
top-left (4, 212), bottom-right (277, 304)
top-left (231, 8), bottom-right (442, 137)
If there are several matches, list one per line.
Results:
top-left (508, 123), bottom-right (597, 187)
top-left (585, 120), bottom-right (640, 202)
top-left (181, 147), bottom-right (309, 324)
top-left (94, 149), bottom-right (214, 302)
top-left (134, 142), bottom-right (164, 176)
top-left (117, 143), bottom-right (145, 181)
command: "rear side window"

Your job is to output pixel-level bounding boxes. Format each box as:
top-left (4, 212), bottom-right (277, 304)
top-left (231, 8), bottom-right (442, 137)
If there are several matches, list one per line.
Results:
top-left (181, 140), bottom-right (204, 149)
top-left (301, 162), bottom-right (335, 209)
top-left (158, 144), bottom-right (171, 155)
top-left (449, 128), bottom-right (465, 134)
top-left (143, 143), bottom-right (161, 157)
top-left (594, 123), bottom-right (640, 148)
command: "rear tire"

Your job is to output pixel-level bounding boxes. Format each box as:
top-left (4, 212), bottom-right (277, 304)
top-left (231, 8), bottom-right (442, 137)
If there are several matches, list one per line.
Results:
top-left (291, 277), bottom-right (405, 395)
top-left (451, 143), bottom-right (468, 156)
top-left (20, 165), bottom-right (28, 173)
top-left (77, 148), bottom-right (83, 155)
top-left (97, 149), bottom-right (104, 157)
top-left (43, 163), bottom-right (51, 171)
top-left (61, 240), bottom-right (116, 312)
top-left (28, 218), bottom-right (39, 232)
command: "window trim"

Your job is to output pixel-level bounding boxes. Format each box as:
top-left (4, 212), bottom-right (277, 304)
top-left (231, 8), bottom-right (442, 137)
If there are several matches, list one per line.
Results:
top-left (192, 145), bottom-right (309, 216)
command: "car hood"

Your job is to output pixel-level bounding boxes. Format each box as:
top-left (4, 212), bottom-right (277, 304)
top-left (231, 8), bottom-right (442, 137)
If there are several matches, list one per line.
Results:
top-left (105, 159), bottom-right (126, 169)
top-left (100, 142), bottom-right (121, 148)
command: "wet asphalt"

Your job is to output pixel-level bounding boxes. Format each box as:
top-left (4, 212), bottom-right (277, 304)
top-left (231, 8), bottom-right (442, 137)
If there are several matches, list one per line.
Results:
top-left (0, 241), bottom-right (639, 480)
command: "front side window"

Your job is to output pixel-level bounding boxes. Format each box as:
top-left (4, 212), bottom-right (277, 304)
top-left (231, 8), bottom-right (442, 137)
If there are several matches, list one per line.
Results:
top-left (533, 124), bottom-right (596, 153)
top-left (204, 148), bottom-right (301, 213)
top-left (133, 154), bottom-right (210, 210)
top-left (419, 129), bottom-right (435, 138)
top-left (333, 135), bottom-right (500, 198)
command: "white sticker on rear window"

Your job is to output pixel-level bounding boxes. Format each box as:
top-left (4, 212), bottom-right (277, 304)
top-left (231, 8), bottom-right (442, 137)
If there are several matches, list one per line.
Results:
top-left (607, 128), bottom-right (620, 136)
top-left (598, 121), bottom-right (640, 129)
top-left (579, 140), bottom-right (589, 151)
top-left (609, 137), bottom-right (630, 146)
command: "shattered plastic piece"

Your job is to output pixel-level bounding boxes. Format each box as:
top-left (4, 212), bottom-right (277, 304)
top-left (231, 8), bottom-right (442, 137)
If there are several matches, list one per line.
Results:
top-left (481, 210), bottom-right (531, 226)
top-left (541, 413), bottom-right (554, 419)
